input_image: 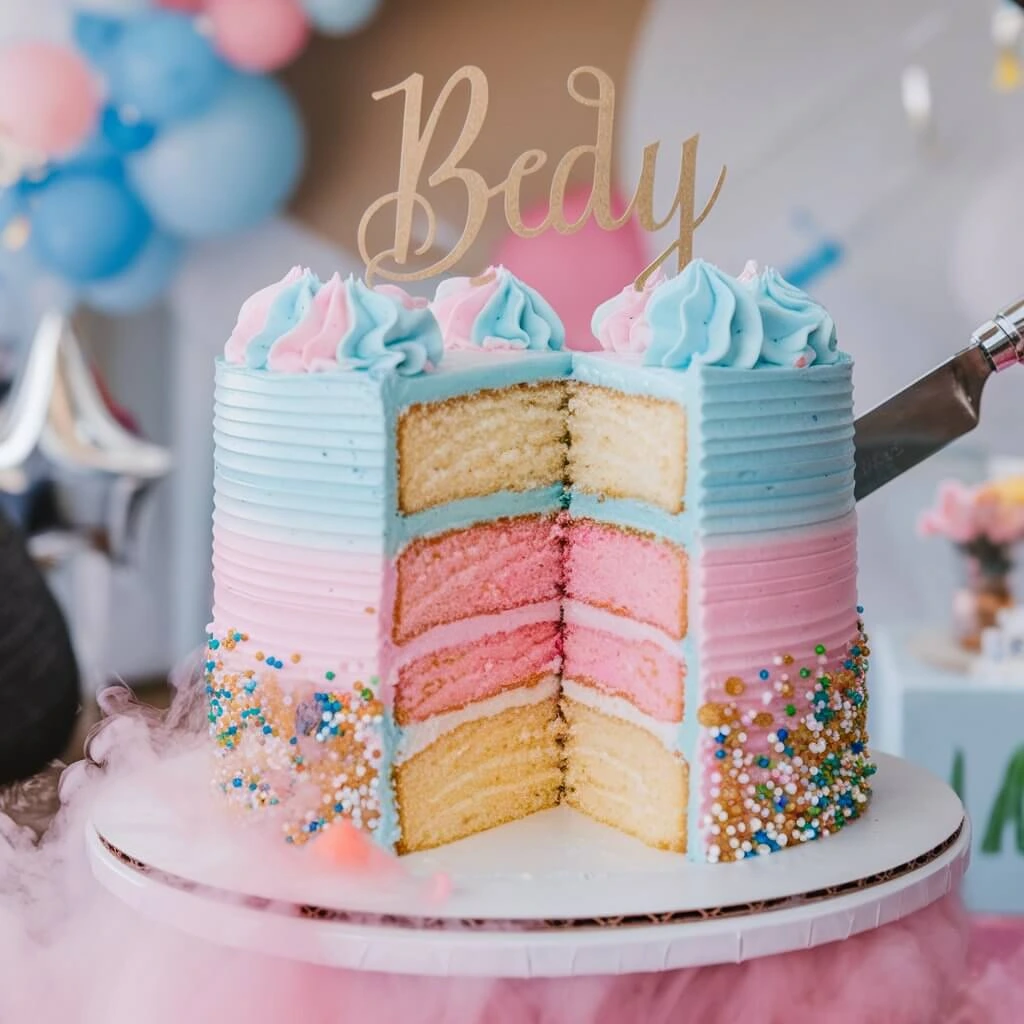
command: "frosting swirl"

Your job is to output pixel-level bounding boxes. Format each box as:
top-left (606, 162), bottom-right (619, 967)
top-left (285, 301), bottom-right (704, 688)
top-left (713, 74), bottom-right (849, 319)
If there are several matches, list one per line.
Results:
top-left (431, 266), bottom-right (564, 351)
top-left (645, 259), bottom-right (763, 370)
top-left (224, 268), bottom-right (443, 376)
top-left (591, 268), bottom-right (667, 353)
top-left (753, 266), bottom-right (840, 367)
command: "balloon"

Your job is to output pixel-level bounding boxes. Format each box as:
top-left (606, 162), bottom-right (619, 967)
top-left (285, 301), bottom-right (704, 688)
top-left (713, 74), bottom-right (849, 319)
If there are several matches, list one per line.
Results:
top-left (60, 130), bottom-right (125, 180)
top-left (128, 74), bottom-right (304, 240)
top-left (84, 231), bottom-right (184, 313)
top-left (208, 0), bottom-right (310, 72)
top-left (491, 187), bottom-right (649, 351)
top-left (29, 172), bottom-right (152, 283)
top-left (0, 43), bottom-right (100, 156)
top-left (77, 0), bottom-right (152, 12)
top-left (72, 12), bottom-right (123, 64)
top-left (101, 106), bottom-right (157, 153)
top-left (300, 0), bottom-right (380, 35)
top-left (105, 10), bottom-right (229, 123)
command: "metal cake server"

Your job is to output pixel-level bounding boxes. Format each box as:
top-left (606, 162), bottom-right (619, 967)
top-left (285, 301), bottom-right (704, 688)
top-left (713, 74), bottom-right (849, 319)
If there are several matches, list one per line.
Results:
top-left (854, 298), bottom-right (1024, 501)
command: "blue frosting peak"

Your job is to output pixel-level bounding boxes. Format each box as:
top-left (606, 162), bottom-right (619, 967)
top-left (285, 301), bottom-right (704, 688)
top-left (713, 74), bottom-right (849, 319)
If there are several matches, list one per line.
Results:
top-left (473, 268), bottom-right (565, 351)
top-left (754, 267), bottom-right (840, 366)
top-left (341, 277), bottom-right (444, 377)
top-left (645, 259), bottom-right (763, 370)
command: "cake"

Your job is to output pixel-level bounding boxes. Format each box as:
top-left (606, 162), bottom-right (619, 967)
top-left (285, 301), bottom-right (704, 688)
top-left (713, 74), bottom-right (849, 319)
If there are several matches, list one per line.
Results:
top-left (205, 260), bottom-right (873, 863)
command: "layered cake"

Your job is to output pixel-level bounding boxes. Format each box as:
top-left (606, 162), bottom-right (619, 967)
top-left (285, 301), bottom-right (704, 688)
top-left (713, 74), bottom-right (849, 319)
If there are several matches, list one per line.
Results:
top-left (205, 261), bottom-right (873, 863)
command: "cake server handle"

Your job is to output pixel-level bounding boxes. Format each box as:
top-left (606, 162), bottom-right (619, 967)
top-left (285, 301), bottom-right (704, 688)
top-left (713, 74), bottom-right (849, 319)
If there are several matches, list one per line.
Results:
top-left (853, 296), bottom-right (1024, 501)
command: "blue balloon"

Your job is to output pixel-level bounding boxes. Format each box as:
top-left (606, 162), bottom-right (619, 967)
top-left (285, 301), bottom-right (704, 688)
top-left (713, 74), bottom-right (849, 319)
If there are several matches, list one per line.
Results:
top-left (102, 106), bottom-right (157, 153)
top-left (60, 130), bottom-right (126, 180)
top-left (300, 0), bottom-right (380, 34)
top-left (84, 231), bottom-right (184, 314)
top-left (29, 173), bottom-right (152, 284)
top-left (73, 12), bottom-right (125, 64)
top-left (300, 0), bottom-right (381, 34)
top-left (106, 11), bottom-right (229, 124)
top-left (0, 188), bottom-right (25, 232)
top-left (128, 75), bottom-right (304, 241)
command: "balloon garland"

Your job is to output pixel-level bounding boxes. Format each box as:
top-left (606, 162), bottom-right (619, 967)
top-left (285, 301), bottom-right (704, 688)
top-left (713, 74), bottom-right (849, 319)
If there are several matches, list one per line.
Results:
top-left (0, 0), bottom-right (382, 316)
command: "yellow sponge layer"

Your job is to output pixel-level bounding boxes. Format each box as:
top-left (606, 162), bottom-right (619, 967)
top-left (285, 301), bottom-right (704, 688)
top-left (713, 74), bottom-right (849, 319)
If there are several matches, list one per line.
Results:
top-left (398, 382), bottom-right (568, 515)
top-left (394, 698), bottom-right (563, 853)
top-left (562, 697), bottom-right (688, 852)
top-left (568, 384), bottom-right (687, 514)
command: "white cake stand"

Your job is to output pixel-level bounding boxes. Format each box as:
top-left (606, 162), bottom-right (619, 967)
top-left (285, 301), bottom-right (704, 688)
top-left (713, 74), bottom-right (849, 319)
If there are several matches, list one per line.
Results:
top-left (87, 751), bottom-right (968, 978)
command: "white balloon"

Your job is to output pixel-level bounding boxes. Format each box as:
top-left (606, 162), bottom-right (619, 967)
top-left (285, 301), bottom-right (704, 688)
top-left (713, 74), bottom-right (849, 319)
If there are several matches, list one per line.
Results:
top-left (0, 0), bottom-right (71, 46)
top-left (75, 0), bottom-right (152, 14)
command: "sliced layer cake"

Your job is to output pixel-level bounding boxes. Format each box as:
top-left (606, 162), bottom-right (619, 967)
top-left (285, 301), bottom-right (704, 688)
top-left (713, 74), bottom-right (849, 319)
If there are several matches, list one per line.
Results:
top-left (205, 261), bottom-right (872, 863)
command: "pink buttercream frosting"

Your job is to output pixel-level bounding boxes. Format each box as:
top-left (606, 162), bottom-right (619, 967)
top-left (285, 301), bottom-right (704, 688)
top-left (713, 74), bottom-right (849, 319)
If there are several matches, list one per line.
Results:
top-left (224, 266), bottom-right (305, 365)
top-left (589, 268), bottom-right (667, 354)
top-left (430, 265), bottom-right (566, 351)
top-left (224, 267), bottom-right (441, 375)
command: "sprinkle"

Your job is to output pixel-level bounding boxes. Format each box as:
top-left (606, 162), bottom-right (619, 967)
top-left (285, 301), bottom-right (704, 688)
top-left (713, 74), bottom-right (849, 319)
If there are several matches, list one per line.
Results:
top-left (814, 644), bottom-right (826, 656)
top-left (255, 652), bottom-right (265, 662)
top-left (785, 704), bottom-right (796, 717)
top-left (759, 669), bottom-right (770, 681)
top-left (326, 671), bottom-right (336, 681)
top-left (291, 653), bottom-right (301, 664)
top-left (725, 677), bottom-right (745, 696)
top-left (799, 668), bottom-right (811, 678)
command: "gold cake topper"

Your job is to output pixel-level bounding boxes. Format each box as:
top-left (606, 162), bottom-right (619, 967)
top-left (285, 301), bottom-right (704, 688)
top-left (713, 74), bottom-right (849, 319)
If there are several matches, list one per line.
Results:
top-left (357, 66), bottom-right (727, 289)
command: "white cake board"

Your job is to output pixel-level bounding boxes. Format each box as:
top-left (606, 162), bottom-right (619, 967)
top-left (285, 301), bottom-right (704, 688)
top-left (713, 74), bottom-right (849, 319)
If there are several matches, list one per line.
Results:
top-left (88, 751), bottom-right (969, 978)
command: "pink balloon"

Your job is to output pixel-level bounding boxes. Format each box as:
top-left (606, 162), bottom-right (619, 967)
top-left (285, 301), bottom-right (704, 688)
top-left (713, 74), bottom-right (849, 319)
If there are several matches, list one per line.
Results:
top-left (0, 43), bottom-right (100, 157)
top-left (208, 0), bottom-right (311, 72)
top-left (491, 187), bottom-right (649, 351)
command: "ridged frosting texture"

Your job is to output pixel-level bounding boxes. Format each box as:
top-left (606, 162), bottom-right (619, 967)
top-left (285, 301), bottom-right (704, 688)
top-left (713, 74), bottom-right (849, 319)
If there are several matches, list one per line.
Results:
top-left (224, 268), bottom-right (443, 377)
top-left (591, 268), bottom-right (667, 353)
top-left (431, 266), bottom-right (565, 351)
top-left (591, 260), bottom-right (845, 370)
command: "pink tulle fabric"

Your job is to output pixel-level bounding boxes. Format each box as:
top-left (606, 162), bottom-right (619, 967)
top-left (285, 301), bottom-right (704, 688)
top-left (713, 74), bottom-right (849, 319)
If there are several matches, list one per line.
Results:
top-left (1, 684), bottom-right (1021, 1023)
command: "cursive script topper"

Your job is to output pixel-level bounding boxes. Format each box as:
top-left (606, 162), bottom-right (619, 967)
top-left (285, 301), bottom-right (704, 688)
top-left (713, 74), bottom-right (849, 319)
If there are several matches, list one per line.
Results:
top-left (357, 65), bottom-right (727, 290)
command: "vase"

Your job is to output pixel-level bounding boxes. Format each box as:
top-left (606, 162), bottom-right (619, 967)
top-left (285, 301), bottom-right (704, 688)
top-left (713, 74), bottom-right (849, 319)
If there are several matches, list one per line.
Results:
top-left (953, 544), bottom-right (1014, 652)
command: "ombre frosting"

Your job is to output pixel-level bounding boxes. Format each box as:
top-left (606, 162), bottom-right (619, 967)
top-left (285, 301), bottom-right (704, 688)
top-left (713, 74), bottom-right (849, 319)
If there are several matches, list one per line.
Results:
top-left (431, 266), bottom-right (565, 351)
top-left (225, 268), bottom-right (443, 376)
top-left (591, 260), bottom-right (845, 370)
top-left (591, 268), bottom-right (667, 354)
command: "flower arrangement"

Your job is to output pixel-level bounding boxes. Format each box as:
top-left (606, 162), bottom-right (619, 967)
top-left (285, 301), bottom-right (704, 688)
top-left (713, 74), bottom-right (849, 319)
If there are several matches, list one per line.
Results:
top-left (920, 478), bottom-right (1024, 650)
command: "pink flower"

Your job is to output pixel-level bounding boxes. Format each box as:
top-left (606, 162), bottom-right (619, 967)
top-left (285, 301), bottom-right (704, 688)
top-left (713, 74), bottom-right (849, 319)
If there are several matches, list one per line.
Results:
top-left (919, 480), bottom-right (1024, 546)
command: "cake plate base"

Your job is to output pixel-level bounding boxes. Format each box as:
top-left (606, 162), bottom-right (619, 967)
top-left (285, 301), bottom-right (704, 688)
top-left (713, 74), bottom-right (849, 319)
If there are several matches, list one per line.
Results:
top-left (87, 751), bottom-right (968, 978)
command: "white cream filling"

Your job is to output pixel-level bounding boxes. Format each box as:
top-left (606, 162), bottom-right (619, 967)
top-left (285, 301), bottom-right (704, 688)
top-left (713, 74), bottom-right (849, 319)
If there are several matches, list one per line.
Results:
top-left (560, 678), bottom-right (682, 752)
top-left (396, 674), bottom-right (561, 764)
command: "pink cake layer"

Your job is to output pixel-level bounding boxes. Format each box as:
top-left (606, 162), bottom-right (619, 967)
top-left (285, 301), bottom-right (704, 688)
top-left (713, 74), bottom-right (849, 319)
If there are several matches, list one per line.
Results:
top-left (394, 620), bottom-right (562, 725)
top-left (562, 622), bottom-right (684, 721)
top-left (565, 518), bottom-right (687, 640)
top-left (393, 515), bottom-right (564, 645)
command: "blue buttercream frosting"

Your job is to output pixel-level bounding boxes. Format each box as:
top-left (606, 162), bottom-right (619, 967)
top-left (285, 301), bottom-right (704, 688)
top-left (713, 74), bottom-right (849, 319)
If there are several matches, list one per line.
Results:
top-left (645, 259), bottom-right (763, 370)
top-left (473, 269), bottom-right (565, 351)
top-left (245, 272), bottom-right (319, 371)
top-left (340, 277), bottom-right (444, 377)
top-left (754, 267), bottom-right (840, 366)
top-left (242, 272), bottom-right (442, 377)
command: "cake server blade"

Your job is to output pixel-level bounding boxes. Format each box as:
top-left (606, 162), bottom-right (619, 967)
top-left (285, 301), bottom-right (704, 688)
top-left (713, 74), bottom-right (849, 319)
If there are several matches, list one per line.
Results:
top-left (854, 297), bottom-right (1024, 501)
